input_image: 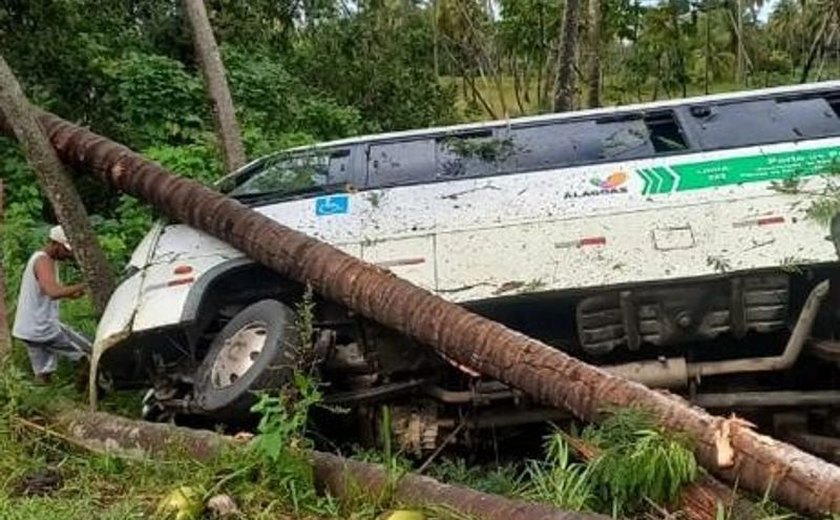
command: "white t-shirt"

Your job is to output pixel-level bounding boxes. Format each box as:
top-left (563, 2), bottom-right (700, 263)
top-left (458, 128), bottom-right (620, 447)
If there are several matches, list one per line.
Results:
top-left (12, 251), bottom-right (60, 342)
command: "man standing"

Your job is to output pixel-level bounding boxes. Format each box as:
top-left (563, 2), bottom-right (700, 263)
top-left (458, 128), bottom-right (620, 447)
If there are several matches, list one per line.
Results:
top-left (12, 225), bottom-right (85, 384)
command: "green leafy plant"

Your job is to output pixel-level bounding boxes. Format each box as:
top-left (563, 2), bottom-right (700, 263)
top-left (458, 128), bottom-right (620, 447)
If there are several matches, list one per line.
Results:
top-left (249, 373), bottom-right (327, 514)
top-left (584, 408), bottom-right (698, 515)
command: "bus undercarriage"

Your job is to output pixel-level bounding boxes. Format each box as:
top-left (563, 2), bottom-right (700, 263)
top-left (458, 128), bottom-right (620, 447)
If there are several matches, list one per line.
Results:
top-left (117, 262), bottom-right (840, 462)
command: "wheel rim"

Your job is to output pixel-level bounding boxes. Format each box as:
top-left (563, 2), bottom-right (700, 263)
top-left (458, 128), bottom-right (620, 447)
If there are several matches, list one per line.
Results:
top-left (210, 321), bottom-right (268, 389)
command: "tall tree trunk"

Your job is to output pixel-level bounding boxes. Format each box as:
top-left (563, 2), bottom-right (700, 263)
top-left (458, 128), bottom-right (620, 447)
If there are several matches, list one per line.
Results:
top-left (670, 0), bottom-right (688, 97)
top-left (0, 180), bottom-right (11, 365)
top-left (736, 0), bottom-right (744, 85)
top-left (522, 57), bottom-right (532, 105)
top-left (512, 56), bottom-right (527, 115)
top-left (553, 0), bottom-right (582, 112)
top-left (182, 0), bottom-right (247, 173)
top-left (704, 10), bottom-right (711, 95)
top-left (536, 3), bottom-right (546, 108)
top-left (0, 56), bottom-right (114, 315)
top-left (432, 0), bottom-right (440, 80)
top-left (1, 110), bottom-right (839, 516)
top-left (800, 12), bottom-right (832, 84)
top-left (586, 0), bottom-right (602, 108)
top-left (464, 74), bottom-right (499, 119)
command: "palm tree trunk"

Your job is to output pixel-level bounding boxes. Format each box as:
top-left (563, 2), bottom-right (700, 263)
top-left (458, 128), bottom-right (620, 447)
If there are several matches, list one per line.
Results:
top-left (554, 0), bottom-right (582, 112)
top-left (585, 0), bottom-right (602, 108)
top-left (0, 55), bottom-right (114, 315)
top-left (704, 10), bottom-right (711, 95)
top-left (800, 12), bottom-right (832, 84)
top-left (182, 0), bottom-right (247, 173)
top-left (1, 108), bottom-right (839, 515)
top-left (512, 56), bottom-right (527, 115)
top-left (736, 0), bottom-right (744, 85)
top-left (432, 0), bottom-right (440, 80)
top-left (50, 409), bottom-right (606, 520)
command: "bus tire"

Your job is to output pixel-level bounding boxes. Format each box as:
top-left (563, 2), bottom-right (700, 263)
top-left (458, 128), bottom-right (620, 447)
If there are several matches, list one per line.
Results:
top-left (194, 299), bottom-right (299, 415)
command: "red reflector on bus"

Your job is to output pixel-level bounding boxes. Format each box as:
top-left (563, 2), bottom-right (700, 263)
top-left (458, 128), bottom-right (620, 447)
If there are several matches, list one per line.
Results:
top-left (579, 236), bottom-right (607, 247)
top-left (757, 216), bottom-right (785, 226)
top-left (173, 265), bottom-right (193, 275)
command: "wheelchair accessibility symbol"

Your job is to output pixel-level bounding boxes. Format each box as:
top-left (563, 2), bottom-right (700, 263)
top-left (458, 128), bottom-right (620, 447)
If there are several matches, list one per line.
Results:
top-left (315, 195), bottom-right (349, 216)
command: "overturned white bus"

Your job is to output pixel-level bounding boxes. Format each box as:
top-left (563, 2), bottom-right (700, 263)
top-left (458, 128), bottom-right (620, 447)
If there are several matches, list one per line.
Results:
top-left (93, 81), bottom-right (840, 455)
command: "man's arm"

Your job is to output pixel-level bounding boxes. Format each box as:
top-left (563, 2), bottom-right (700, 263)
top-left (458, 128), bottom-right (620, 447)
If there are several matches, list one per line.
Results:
top-left (33, 255), bottom-right (85, 300)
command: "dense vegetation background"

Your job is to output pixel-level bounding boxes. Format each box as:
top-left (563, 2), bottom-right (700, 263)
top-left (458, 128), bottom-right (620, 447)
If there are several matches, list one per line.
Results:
top-left (0, 2), bottom-right (839, 518)
top-left (1, 0), bottom-right (839, 332)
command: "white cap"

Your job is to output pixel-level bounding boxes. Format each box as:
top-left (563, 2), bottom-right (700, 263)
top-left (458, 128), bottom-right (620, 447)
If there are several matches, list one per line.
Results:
top-left (48, 225), bottom-right (72, 251)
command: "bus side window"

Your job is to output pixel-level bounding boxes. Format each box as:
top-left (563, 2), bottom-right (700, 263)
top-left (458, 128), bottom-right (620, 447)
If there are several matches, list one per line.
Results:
top-left (828, 94), bottom-right (840, 118)
top-left (508, 117), bottom-right (664, 173)
top-left (367, 139), bottom-right (436, 188)
top-left (327, 148), bottom-right (352, 184)
top-left (587, 118), bottom-right (655, 161)
top-left (435, 130), bottom-right (505, 179)
top-left (687, 97), bottom-right (840, 150)
top-left (775, 97), bottom-right (840, 139)
top-left (508, 123), bottom-right (583, 173)
top-left (644, 111), bottom-right (689, 153)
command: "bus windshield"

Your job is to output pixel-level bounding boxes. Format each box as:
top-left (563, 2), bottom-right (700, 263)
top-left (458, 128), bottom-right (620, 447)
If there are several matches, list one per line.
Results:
top-left (226, 151), bottom-right (330, 198)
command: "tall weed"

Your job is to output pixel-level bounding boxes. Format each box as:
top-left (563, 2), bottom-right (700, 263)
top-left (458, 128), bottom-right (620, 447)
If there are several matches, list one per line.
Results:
top-left (517, 433), bottom-right (595, 511)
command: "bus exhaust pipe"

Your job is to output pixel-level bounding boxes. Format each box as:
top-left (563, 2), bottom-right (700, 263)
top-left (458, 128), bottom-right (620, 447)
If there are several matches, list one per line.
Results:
top-left (604, 280), bottom-right (830, 389)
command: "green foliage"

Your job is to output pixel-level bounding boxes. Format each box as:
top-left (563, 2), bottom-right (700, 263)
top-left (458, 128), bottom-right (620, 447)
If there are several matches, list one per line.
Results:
top-left (94, 51), bottom-right (207, 149)
top-left (497, 410), bottom-right (699, 516)
top-left (518, 434), bottom-right (596, 511)
top-left (144, 141), bottom-right (223, 185)
top-left (222, 44), bottom-right (363, 144)
top-left (248, 373), bottom-right (333, 514)
top-left (293, 3), bottom-right (458, 131)
top-left (251, 374), bottom-right (321, 465)
top-left (583, 409), bottom-right (698, 515)
top-left (426, 458), bottom-right (521, 498)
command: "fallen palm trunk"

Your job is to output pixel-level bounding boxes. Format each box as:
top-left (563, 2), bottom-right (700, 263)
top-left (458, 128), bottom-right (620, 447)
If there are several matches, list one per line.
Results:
top-left (313, 452), bottom-right (602, 520)
top-left (2, 111), bottom-right (838, 515)
top-left (562, 433), bottom-right (759, 520)
top-left (51, 409), bottom-right (604, 520)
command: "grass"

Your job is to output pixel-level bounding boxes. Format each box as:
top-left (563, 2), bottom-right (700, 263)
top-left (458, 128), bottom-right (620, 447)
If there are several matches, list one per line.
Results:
top-left (0, 319), bottom-right (480, 519)
top-left (422, 410), bottom-right (703, 517)
top-left (0, 289), bottom-right (813, 520)
top-left (518, 434), bottom-right (595, 512)
top-left (0, 341), bottom-right (826, 520)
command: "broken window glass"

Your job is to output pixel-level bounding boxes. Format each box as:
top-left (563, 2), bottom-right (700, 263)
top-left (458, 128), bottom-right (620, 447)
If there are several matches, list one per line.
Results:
top-left (436, 130), bottom-right (515, 179)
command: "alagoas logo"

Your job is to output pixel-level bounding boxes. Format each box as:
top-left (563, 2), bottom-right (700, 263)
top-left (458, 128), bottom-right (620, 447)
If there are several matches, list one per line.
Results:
top-left (564, 171), bottom-right (628, 199)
